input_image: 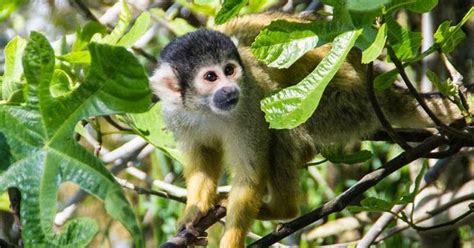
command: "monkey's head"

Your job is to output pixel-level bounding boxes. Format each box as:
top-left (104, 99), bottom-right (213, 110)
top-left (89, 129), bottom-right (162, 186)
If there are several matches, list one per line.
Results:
top-left (151, 29), bottom-right (244, 114)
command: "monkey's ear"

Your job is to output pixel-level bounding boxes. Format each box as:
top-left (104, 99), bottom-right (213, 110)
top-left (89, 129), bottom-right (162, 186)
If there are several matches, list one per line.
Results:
top-left (150, 63), bottom-right (181, 99)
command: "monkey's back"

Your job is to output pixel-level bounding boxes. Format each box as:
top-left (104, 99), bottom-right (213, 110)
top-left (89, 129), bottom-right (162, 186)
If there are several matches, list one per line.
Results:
top-left (217, 13), bottom-right (459, 148)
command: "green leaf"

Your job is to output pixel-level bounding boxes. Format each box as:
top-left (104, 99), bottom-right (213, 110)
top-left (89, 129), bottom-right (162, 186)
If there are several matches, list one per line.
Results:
top-left (215, 0), bottom-right (248, 25)
top-left (251, 20), bottom-right (318, 69)
top-left (322, 149), bottom-right (372, 164)
top-left (58, 51), bottom-right (91, 64)
top-left (128, 104), bottom-right (183, 164)
top-left (53, 218), bottom-right (98, 247)
top-left (2, 36), bottom-right (27, 102)
top-left (434, 7), bottom-right (473, 53)
top-left (117, 11), bottom-right (151, 47)
top-left (387, 0), bottom-right (438, 13)
top-left (72, 21), bottom-right (107, 52)
top-left (362, 23), bottom-right (387, 64)
top-left (261, 30), bottom-right (362, 129)
top-left (347, 0), bottom-right (390, 12)
top-left (101, 0), bottom-right (132, 45)
top-left (386, 16), bottom-right (422, 61)
top-left (0, 133), bottom-right (11, 172)
top-left (150, 9), bottom-right (197, 36)
top-left (174, 0), bottom-right (217, 16)
top-left (248, 0), bottom-right (272, 12)
top-left (50, 69), bottom-right (73, 98)
top-left (397, 162), bottom-right (427, 204)
top-left (347, 206), bottom-right (372, 212)
top-left (0, 0), bottom-right (24, 21)
top-left (433, 21), bottom-right (465, 53)
top-left (374, 69), bottom-right (398, 91)
top-left (194, 0), bottom-right (219, 6)
top-left (360, 197), bottom-right (393, 212)
top-left (426, 69), bottom-right (457, 97)
top-left (168, 18), bottom-right (198, 36)
top-left (0, 32), bottom-right (150, 247)
top-left (322, 0), bottom-right (345, 7)
top-left (355, 24), bottom-right (377, 50)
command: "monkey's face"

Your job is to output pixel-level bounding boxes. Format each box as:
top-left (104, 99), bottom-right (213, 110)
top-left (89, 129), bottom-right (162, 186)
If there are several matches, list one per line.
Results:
top-left (191, 60), bottom-right (242, 113)
top-left (150, 29), bottom-right (244, 115)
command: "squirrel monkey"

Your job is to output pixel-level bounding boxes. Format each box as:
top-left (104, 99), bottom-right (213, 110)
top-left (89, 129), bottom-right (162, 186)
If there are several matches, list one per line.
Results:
top-left (150, 13), bottom-right (462, 248)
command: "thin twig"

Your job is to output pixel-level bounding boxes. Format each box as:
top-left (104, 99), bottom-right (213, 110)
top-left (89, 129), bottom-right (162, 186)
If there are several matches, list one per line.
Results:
top-left (70, 0), bottom-right (99, 22)
top-left (115, 177), bottom-right (186, 203)
top-left (366, 62), bottom-right (411, 150)
top-left (413, 205), bottom-right (474, 232)
top-left (440, 53), bottom-right (464, 86)
top-left (440, 53), bottom-right (471, 116)
top-left (374, 185), bottom-right (474, 243)
top-left (387, 46), bottom-right (473, 141)
top-left (369, 128), bottom-right (434, 143)
top-left (104, 116), bottom-right (133, 132)
top-left (305, 158), bottom-right (328, 167)
top-left (350, 154), bottom-right (459, 247)
top-left (356, 205), bottom-right (406, 248)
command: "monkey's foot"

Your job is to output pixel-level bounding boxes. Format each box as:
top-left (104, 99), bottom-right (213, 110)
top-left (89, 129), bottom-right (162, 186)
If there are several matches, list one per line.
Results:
top-left (179, 223), bottom-right (208, 246)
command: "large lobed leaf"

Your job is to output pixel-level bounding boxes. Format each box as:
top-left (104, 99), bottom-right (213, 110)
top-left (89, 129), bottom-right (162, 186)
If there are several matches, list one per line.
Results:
top-left (0, 32), bottom-right (151, 247)
top-left (261, 30), bottom-right (362, 129)
top-left (251, 20), bottom-right (319, 69)
top-left (251, 19), bottom-right (353, 69)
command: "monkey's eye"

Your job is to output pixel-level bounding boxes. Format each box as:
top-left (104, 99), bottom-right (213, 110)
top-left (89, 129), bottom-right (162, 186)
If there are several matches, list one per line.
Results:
top-left (224, 64), bottom-right (235, 76)
top-left (204, 71), bottom-right (218, 82)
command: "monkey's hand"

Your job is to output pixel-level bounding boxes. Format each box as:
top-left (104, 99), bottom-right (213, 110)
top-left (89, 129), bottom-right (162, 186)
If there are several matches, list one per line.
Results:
top-left (176, 206), bottom-right (209, 244)
top-left (178, 206), bottom-right (207, 229)
top-left (172, 217), bottom-right (208, 247)
top-left (170, 204), bottom-right (227, 247)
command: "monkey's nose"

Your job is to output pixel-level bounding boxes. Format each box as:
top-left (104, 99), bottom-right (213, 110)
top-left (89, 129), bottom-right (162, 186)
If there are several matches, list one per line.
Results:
top-left (213, 86), bottom-right (240, 111)
top-left (221, 86), bottom-right (238, 97)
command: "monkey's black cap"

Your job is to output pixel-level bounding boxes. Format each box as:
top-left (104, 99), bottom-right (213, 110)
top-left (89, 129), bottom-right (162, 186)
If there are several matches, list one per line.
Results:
top-left (159, 29), bottom-right (242, 88)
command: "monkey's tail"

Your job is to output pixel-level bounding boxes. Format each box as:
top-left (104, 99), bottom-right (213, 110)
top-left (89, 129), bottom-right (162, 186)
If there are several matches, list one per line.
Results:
top-left (382, 85), bottom-right (472, 129)
top-left (421, 84), bottom-right (473, 122)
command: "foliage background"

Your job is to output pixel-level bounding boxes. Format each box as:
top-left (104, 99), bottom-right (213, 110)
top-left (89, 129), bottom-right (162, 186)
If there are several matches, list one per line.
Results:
top-left (0, 0), bottom-right (473, 247)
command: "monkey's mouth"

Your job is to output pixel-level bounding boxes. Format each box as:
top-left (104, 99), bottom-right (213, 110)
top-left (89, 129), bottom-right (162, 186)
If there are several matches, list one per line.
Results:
top-left (214, 95), bottom-right (239, 111)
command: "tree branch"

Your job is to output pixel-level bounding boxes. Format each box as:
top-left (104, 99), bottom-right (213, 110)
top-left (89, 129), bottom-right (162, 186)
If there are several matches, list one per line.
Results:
top-left (159, 205), bottom-right (227, 248)
top-left (248, 134), bottom-right (448, 247)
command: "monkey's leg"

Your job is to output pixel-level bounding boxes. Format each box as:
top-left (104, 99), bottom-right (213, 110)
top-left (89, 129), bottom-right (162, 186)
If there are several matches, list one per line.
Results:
top-left (257, 160), bottom-right (300, 220)
top-left (220, 172), bottom-right (266, 248)
top-left (180, 146), bottom-right (223, 227)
